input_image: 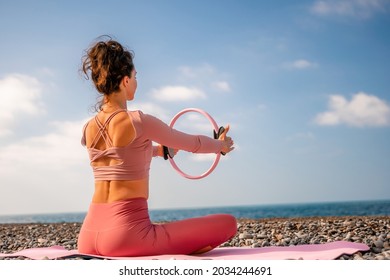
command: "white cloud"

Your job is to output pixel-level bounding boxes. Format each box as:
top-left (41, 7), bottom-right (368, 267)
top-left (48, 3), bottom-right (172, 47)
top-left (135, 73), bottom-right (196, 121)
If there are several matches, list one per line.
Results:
top-left (188, 152), bottom-right (231, 162)
top-left (189, 153), bottom-right (218, 162)
top-left (0, 74), bottom-right (45, 137)
top-left (212, 81), bottom-right (231, 92)
top-left (151, 86), bottom-right (206, 102)
top-left (0, 118), bottom-right (93, 215)
top-left (178, 64), bottom-right (215, 79)
top-left (172, 113), bottom-right (214, 134)
top-left (0, 119), bottom-right (88, 172)
top-left (310, 0), bottom-right (389, 19)
top-left (177, 64), bottom-right (231, 93)
top-left (128, 101), bottom-right (171, 121)
top-left (314, 92), bottom-right (390, 127)
top-left (283, 59), bottom-right (318, 70)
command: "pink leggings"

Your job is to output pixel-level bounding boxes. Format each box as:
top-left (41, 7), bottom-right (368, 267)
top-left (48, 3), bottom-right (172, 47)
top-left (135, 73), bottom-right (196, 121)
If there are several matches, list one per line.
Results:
top-left (77, 198), bottom-right (237, 257)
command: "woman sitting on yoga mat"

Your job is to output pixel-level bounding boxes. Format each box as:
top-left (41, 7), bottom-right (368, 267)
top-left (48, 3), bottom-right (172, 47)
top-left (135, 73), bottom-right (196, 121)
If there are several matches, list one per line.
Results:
top-left (77, 37), bottom-right (237, 257)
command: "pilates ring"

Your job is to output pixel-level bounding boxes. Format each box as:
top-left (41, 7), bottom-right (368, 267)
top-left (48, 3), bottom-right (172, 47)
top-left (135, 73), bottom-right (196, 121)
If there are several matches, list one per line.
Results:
top-left (164, 108), bottom-right (225, 180)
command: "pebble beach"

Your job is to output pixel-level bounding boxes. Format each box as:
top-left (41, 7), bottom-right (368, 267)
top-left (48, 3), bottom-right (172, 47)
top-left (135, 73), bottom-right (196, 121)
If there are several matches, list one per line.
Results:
top-left (1, 216), bottom-right (389, 260)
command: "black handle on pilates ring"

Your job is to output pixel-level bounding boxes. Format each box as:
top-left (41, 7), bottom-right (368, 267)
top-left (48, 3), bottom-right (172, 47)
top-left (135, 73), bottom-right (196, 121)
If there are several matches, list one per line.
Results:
top-left (163, 146), bottom-right (175, 160)
top-left (213, 126), bottom-right (226, 156)
top-left (163, 126), bottom-right (226, 160)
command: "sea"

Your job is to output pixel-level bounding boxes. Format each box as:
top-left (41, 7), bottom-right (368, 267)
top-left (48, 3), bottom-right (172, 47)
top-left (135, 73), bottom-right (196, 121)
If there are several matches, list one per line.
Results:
top-left (0, 200), bottom-right (389, 224)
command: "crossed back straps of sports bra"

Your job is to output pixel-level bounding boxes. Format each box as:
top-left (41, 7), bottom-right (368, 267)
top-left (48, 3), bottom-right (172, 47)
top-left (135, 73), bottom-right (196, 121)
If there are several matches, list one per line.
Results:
top-left (82, 109), bottom-right (153, 181)
top-left (89, 109), bottom-right (127, 150)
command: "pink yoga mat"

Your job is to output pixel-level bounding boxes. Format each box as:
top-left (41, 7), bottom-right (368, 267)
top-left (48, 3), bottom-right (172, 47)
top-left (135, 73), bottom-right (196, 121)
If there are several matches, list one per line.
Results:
top-left (0, 241), bottom-right (369, 260)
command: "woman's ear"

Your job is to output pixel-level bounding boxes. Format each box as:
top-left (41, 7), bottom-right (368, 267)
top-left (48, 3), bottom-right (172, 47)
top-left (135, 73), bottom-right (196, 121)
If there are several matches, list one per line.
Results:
top-left (121, 76), bottom-right (129, 87)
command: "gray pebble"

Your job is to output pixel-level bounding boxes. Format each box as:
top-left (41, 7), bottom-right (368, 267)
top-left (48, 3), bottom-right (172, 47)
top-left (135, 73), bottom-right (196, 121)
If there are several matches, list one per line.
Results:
top-left (239, 233), bottom-right (253, 239)
top-left (373, 239), bottom-right (384, 249)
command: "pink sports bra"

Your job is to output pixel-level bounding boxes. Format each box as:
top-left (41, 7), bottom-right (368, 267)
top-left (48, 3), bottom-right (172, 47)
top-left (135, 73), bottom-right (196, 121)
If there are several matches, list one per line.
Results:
top-left (81, 110), bottom-right (223, 181)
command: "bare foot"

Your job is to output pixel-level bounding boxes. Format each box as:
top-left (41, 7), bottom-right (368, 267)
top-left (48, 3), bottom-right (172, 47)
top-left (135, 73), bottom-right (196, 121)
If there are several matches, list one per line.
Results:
top-left (191, 245), bottom-right (213, 255)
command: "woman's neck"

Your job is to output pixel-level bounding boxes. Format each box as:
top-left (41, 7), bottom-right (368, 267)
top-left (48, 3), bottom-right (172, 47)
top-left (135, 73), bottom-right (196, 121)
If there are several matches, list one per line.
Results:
top-left (102, 94), bottom-right (127, 112)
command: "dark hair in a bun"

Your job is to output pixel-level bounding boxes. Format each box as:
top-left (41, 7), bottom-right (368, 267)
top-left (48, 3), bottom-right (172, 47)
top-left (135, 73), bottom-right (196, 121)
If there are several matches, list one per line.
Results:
top-left (81, 36), bottom-right (135, 110)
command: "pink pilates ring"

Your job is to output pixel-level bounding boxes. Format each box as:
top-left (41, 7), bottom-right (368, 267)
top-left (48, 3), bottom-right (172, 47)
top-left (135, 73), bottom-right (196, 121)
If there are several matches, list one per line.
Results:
top-left (168, 108), bottom-right (221, 180)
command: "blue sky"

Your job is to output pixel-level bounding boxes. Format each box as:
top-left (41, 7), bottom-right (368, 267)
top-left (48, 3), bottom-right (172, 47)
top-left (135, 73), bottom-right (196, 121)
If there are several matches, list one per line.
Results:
top-left (0, 0), bottom-right (389, 215)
